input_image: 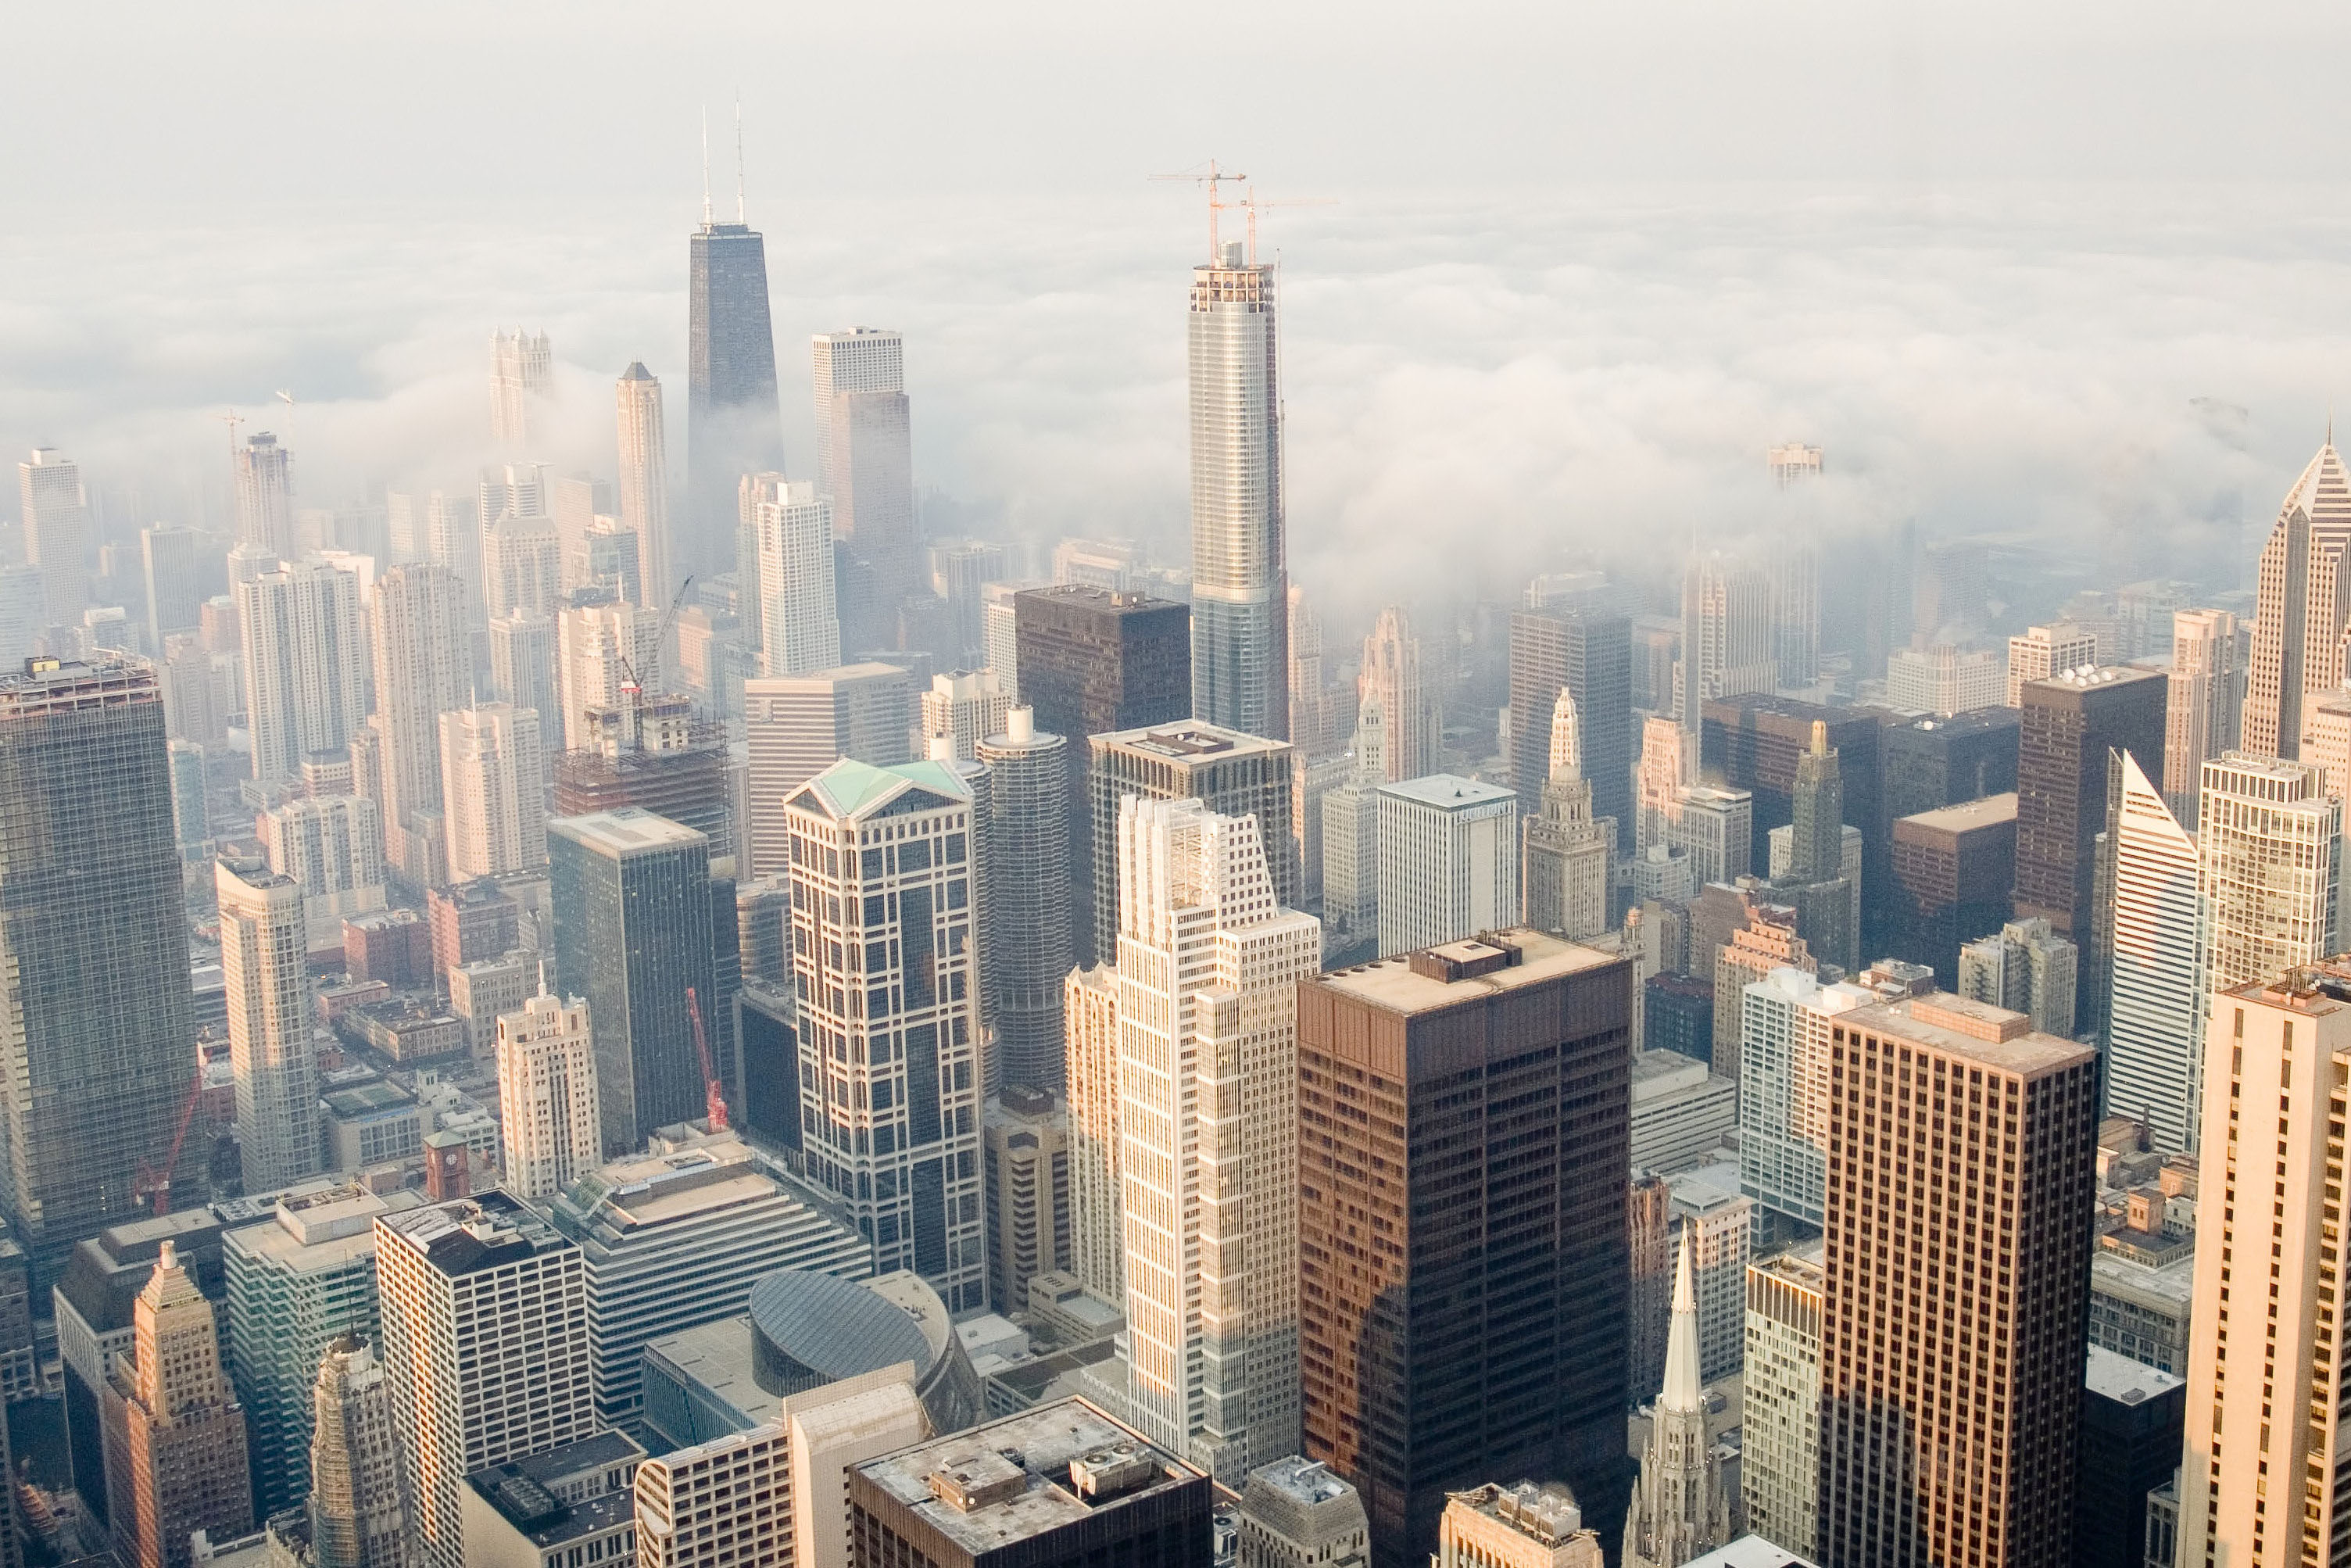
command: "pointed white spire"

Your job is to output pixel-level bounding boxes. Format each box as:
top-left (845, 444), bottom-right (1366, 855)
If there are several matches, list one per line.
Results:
top-left (1548, 686), bottom-right (1582, 780)
top-left (1658, 1226), bottom-right (1704, 1414)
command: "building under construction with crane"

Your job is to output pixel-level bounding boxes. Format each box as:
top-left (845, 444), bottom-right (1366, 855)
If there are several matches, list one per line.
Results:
top-left (0, 657), bottom-right (206, 1283)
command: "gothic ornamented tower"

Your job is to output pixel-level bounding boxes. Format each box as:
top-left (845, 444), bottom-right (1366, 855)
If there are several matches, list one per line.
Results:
top-left (1521, 687), bottom-right (1612, 940)
top-left (307, 1337), bottom-right (414, 1568)
top-left (1623, 1230), bottom-right (1731, 1568)
top-left (107, 1242), bottom-right (254, 1568)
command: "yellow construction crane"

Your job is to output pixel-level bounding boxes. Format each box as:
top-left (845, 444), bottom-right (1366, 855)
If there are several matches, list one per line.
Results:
top-left (1150, 158), bottom-right (1248, 260)
top-left (1236, 187), bottom-right (1336, 267)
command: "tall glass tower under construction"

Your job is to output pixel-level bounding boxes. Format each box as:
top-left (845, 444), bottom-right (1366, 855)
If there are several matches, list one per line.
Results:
top-left (1189, 240), bottom-right (1290, 740)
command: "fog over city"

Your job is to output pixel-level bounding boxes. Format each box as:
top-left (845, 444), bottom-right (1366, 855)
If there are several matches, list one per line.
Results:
top-left (6, 1), bottom-right (2346, 628)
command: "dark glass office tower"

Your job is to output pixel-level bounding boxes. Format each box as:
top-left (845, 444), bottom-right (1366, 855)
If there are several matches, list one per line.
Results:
top-left (0, 659), bottom-right (201, 1281)
top-left (548, 807), bottom-right (723, 1155)
top-left (1507, 607), bottom-right (1632, 832)
top-left (1296, 930), bottom-right (1632, 1568)
top-left (687, 218), bottom-right (784, 585)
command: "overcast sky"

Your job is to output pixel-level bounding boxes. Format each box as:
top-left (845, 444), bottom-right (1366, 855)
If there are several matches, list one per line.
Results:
top-left (5, 0), bottom-right (2346, 625)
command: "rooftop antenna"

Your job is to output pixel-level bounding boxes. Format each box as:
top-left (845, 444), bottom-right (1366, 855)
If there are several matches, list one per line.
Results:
top-left (700, 107), bottom-right (714, 227)
top-left (734, 95), bottom-right (746, 223)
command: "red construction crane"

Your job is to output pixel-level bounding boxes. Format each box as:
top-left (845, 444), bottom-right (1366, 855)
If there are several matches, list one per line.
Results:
top-left (134, 1064), bottom-right (209, 1217)
top-left (685, 985), bottom-right (728, 1133)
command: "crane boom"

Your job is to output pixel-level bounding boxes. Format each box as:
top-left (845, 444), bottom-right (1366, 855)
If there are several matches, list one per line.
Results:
top-left (135, 1063), bottom-right (209, 1216)
top-left (685, 984), bottom-right (728, 1132)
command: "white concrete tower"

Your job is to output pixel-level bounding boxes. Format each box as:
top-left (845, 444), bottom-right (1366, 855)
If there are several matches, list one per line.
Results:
top-left (438, 703), bottom-right (547, 879)
top-left (216, 857), bottom-right (320, 1193)
top-left (746, 474), bottom-right (841, 677)
top-left (1189, 237), bottom-right (1289, 739)
top-left (496, 991), bottom-right (599, 1202)
top-left (615, 363), bottom-right (670, 605)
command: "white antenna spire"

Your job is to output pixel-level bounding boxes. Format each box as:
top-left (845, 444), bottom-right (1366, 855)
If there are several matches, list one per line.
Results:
top-left (734, 94), bottom-right (746, 223)
top-left (700, 107), bottom-right (713, 227)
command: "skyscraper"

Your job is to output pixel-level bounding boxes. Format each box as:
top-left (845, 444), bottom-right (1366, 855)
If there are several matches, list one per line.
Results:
top-left (215, 857), bottom-right (320, 1193)
top-left (745, 474), bottom-right (842, 676)
top-left (813, 328), bottom-right (918, 619)
top-left (368, 565), bottom-right (474, 884)
top-left (141, 527), bottom-right (206, 649)
top-left (2163, 607), bottom-right (2242, 825)
top-left (2245, 435), bottom-right (2351, 760)
top-left (489, 328), bottom-right (551, 446)
top-left (1522, 689), bottom-right (1612, 940)
top-left (106, 1242), bottom-right (253, 1568)
top-left (1358, 605), bottom-right (1437, 782)
top-left (555, 598), bottom-right (662, 751)
top-left (375, 1192), bottom-right (594, 1568)
top-left (687, 209), bottom-right (783, 586)
top-left (616, 363), bottom-right (671, 603)
top-left (486, 609), bottom-right (556, 731)
top-left (1014, 584), bottom-right (1191, 965)
top-left (2102, 752), bottom-right (2202, 1151)
top-left (2013, 666), bottom-right (2166, 944)
top-left (2004, 621), bottom-right (2099, 706)
top-left (782, 758), bottom-right (987, 1310)
top-left (261, 793), bottom-right (388, 954)
top-left (1376, 774), bottom-right (1519, 956)
top-left (548, 809), bottom-right (724, 1155)
top-left (306, 1337), bottom-right (413, 1568)
top-left (1740, 1245), bottom-right (1825, 1561)
top-left (495, 991), bottom-right (599, 1202)
top-left (1737, 967), bottom-right (1870, 1236)
top-left (1767, 447), bottom-right (1823, 692)
top-left (1062, 963), bottom-right (1123, 1308)
top-left (0, 660), bottom-right (197, 1276)
top-left (919, 668), bottom-right (1013, 762)
top-left (1188, 238), bottom-right (1289, 739)
top-left (1087, 721), bottom-right (1300, 965)
top-left (976, 708), bottom-right (1071, 1093)
top-left (1108, 797), bottom-right (1319, 1477)
top-left (1508, 607), bottom-right (1634, 839)
top-left (741, 663), bottom-right (914, 879)
top-left (1679, 553), bottom-right (1772, 752)
top-left (438, 704), bottom-right (546, 879)
top-left (1816, 993), bottom-right (2099, 1568)
top-left (1622, 1232), bottom-right (1734, 1568)
top-left (1297, 932), bottom-right (1632, 1567)
top-left (238, 558), bottom-right (368, 786)
top-left (234, 431), bottom-right (297, 561)
top-left (1286, 584), bottom-right (1337, 758)
top-left (19, 447), bottom-right (88, 624)
top-left (481, 512), bottom-right (561, 621)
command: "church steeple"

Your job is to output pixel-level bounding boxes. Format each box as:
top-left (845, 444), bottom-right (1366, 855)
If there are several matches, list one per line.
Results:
top-left (1623, 1228), bottom-right (1734, 1568)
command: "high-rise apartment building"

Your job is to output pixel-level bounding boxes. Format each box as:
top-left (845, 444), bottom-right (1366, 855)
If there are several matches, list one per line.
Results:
top-left (2245, 435), bottom-right (2351, 761)
top-left (1623, 1231), bottom-right (1734, 1568)
top-left (1680, 553), bottom-right (1773, 753)
top-left (2013, 666), bottom-right (2166, 943)
top-left (783, 758), bottom-right (986, 1311)
top-left (1014, 585), bottom-right (1191, 964)
top-left (262, 793), bottom-right (387, 953)
top-left (555, 599), bottom-right (661, 751)
top-left (1741, 1245), bottom-right (1825, 1562)
top-left (1508, 607), bottom-right (1634, 835)
top-left (496, 992), bottom-right (600, 1202)
top-left (982, 1085), bottom-right (1071, 1317)
top-left (1816, 993), bottom-right (2099, 1568)
top-left (222, 1184), bottom-right (420, 1518)
top-left (1958, 916), bottom-right (2079, 1037)
top-left (376, 1192), bottom-right (594, 1568)
top-left (616, 363), bottom-right (670, 603)
top-left (920, 668), bottom-right (1013, 763)
top-left (1087, 721), bottom-right (1300, 966)
top-left (547, 1131), bottom-right (871, 1434)
top-left (438, 705), bottom-right (546, 879)
top-left (234, 431), bottom-right (296, 561)
top-left (2165, 607), bottom-right (2242, 825)
top-left (977, 708), bottom-right (1071, 1092)
top-left (237, 558), bottom-right (368, 786)
top-left (686, 210), bottom-right (783, 586)
top-left (1062, 964), bottom-right (1123, 1308)
top-left (215, 858), bottom-right (320, 1193)
top-left (1711, 906), bottom-right (1816, 1083)
top-left (489, 328), bottom-right (551, 446)
top-left (481, 512), bottom-right (561, 623)
top-left (369, 564), bottom-right (474, 882)
top-left (0, 660), bottom-right (198, 1276)
top-left (2177, 963), bottom-right (2351, 1564)
top-left (2005, 621), bottom-right (2099, 707)
top-left (20, 447), bottom-right (90, 621)
top-left (1738, 967), bottom-right (1870, 1235)
top-left (1376, 773), bottom-right (1519, 956)
top-left (745, 474), bottom-right (842, 677)
top-left (1359, 605), bottom-right (1437, 781)
top-left (1188, 239), bottom-right (1289, 740)
top-left (487, 608), bottom-right (557, 741)
top-left (1297, 933), bottom-right (1633, 1566)
top-left (1107, 796), bottom-right (1319, 1477)
top-left (106, 1242), bottom-right (254, 1568)
top-left (548, 809), bottom-right (725, 1155)
top-left (306, 1336), bottom-right (413, 1568)
top-left (2102, 753), bottom-right (2202, 1151)
top-left (1523, 689), bottom-right (1612, 941)
top-left (813, 328), bottom-right (918, 617)
top-left (741, 662), bottom-right (914, 879)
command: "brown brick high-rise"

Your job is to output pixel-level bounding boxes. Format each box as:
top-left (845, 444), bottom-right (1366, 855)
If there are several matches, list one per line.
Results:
top-left (1816, 992), bottom-right (2099, 1568)
top-left (1296, 930), bottom-right (1632, 1568)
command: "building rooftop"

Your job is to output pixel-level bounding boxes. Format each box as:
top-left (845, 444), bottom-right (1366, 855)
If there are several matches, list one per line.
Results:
top-left (547, 806), bottom-right (708, 856)
top-left (1843, 993), bottom-right (2093, 1078)
top-left (556, 1137), bottom-right (778, 1233)
top-left (225, 1184), bottom-right (422, 1267)
top-left (466, 1431), bottom-right (643, 1548)
top-left (1448, 1481), bottom-right (1588, 1546)
top-left (2084, 1344), bottom-right (2186, 1405)
top-left (1313, 928), bottom-right (1620, 1018)
top-left (1632, 1050), bottom-right (1716, 1096)
top-left (1093, 721), bottom-right (1290, 763)
top-left (321, 1079), bottom-right (418, 1119)
top-left (644, 1315), bottom-right (778, 1427)
top-left (1897, 792), bottom-right (2019, 836)
top-left (1245, 1455), bottom-right (1354, 1509)
top-left (791, 756), bottom-right (971, 819)
top-left (2091, 1251), bottom-right (2195, 1312)
top-left (378, 1190), bottom-right (571, 1277)
top-left (853, 1397), bottom-right (1204, 1555)
top-left (1014, 583), bottom-right (1186, 617)
top-left (1376, 772), bottom-right (1516, 810)
top-left (1682, 1537), bottom-right (1821, 1568)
